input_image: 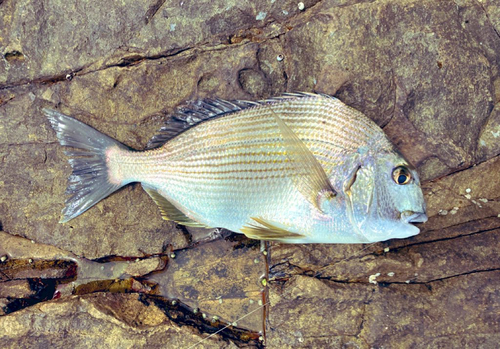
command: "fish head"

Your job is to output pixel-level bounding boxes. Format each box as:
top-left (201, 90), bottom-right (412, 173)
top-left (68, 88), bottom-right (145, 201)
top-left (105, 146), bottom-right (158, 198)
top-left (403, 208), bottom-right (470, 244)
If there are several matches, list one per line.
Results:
top-left (344, 151), bottom-right (427, 243)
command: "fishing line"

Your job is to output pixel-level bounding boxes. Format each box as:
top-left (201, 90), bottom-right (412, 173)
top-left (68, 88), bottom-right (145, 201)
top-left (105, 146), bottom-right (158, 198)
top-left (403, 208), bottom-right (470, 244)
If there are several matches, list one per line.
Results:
top-left (185, 241), bottom-right (379, 348)
top-left (185, 301), bottom-right (269, 349)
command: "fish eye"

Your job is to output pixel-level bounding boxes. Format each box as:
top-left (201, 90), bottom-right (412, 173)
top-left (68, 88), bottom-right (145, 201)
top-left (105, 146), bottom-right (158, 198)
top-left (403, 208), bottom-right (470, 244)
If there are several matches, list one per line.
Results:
top-left (392, 166), bottom-right (412, 185)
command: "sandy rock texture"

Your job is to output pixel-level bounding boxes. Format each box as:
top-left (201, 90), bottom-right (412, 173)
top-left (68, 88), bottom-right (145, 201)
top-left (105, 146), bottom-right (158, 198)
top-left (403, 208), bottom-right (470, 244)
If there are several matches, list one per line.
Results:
top-left (1, 0), bottom-right (499, 348)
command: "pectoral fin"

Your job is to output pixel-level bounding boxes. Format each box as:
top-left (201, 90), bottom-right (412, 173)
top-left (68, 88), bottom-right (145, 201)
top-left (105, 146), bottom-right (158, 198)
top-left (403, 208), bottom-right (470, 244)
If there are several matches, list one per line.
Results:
top-left (269, 107), bottom-right (336, 212)
top-left (142, 184), bottom-right (211, 228)
top-left (241, 217), bottom-right (305, 241)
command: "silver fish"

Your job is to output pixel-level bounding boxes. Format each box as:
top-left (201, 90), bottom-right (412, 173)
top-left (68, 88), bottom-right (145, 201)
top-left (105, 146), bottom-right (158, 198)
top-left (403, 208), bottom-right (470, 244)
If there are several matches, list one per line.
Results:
top-left (46, 93), bottom-right (427, 243)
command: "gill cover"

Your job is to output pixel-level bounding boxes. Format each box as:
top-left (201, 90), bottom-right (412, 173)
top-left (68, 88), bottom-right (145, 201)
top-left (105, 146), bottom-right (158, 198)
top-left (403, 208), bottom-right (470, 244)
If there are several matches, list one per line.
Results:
top-left (343, 163), bottom-right (375, 242)
top-left (344, 158), bottom-right (422, 242)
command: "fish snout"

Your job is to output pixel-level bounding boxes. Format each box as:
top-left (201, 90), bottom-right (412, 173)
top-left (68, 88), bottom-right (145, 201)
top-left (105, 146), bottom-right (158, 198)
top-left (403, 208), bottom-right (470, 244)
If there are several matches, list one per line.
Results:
top-left (401, 210), bottom-right (428, 224)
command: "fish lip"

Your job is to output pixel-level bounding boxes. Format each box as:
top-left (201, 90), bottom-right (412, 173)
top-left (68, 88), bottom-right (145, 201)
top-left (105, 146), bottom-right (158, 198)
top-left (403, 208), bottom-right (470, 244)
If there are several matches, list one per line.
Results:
top-left (401, 211), bottom-right (428, 224)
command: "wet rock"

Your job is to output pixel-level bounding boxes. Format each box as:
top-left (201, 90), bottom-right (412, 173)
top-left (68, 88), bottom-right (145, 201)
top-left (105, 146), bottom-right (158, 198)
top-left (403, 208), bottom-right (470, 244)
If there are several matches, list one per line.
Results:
top-left (0, 293), bottom-right (233, 348)
top-left (238, 68), bottom-right (269, 97)
top-left (0, 280), bottom-right (35, 299)
top-left (123, 256), bottom-right (165, 277)
top-left (477, 104), bottom-right (500, 160)
top-left (267, 275), bottom-right (369, 347)
top-left (147, 235), bottom-right (267, 332)
top-left (0, 231), bottom-right (266, 346)
top-left (0, 0), bottom-right (307, 87)
top-left (0, 0), bottom-right (499, 347)
top-left (0, 259), bottom-right (75, 281)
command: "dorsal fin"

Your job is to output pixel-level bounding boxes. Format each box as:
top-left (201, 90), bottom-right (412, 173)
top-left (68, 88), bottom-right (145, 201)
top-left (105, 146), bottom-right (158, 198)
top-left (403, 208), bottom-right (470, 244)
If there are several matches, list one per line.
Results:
top-left (142, 184), bottom-right (211, 228)
top-left (146, 93), bottom-right (331, 149)
top-left (146, 98), bottom-right (260, 149)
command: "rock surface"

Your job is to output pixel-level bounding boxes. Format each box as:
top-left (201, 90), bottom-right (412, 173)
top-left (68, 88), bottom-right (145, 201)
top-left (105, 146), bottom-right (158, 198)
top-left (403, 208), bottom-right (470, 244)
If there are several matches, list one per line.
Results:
top-left (1, 0), bottom-right (499, 348)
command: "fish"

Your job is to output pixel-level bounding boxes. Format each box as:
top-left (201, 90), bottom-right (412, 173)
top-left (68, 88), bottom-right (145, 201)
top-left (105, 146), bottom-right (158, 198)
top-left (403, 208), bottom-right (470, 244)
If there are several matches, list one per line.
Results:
top-left (45, 93), bottom-right (427, 244)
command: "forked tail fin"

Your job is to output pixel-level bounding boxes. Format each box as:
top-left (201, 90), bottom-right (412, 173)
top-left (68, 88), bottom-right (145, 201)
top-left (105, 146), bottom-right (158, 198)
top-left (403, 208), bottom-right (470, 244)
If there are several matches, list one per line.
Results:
top-left (45, 109), bottom-right (130, 223)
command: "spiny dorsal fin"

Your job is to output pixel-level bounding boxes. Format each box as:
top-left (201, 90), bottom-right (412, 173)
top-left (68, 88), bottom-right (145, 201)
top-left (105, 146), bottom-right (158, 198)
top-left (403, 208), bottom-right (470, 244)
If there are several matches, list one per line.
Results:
top-left (146, 98), bottom-right (260, 149)
top-left (241, 217), bottom-right (305, 241)
top-left (146, 93), bottom-right (334, 149)
top-left (268, 106), bottom-right (336, 212)
top-left (142, 184), bottom-right (210, 228)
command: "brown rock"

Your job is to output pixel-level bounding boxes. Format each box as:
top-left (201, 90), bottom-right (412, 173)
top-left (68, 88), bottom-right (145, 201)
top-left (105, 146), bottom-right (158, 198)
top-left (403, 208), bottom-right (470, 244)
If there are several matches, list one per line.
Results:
top-left (0, 293), bottom-right (231, 348)
top-left (0, 0), bottom-right (499, 347)
top-left (477, 104), bottom-right (500, 160)
top-left (0, 280), bottom-right (35, 299)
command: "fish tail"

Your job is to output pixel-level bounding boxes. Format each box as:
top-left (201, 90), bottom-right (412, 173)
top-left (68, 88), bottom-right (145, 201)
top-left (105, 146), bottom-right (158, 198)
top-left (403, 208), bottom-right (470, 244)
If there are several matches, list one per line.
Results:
top-left (45, 109), bottom-right (131, 223)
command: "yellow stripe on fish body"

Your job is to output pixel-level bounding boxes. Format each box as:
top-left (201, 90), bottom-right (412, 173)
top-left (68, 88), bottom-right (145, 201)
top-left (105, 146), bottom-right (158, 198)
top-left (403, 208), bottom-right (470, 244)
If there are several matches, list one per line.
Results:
top-left (46, 93), bottom-right (427, 243)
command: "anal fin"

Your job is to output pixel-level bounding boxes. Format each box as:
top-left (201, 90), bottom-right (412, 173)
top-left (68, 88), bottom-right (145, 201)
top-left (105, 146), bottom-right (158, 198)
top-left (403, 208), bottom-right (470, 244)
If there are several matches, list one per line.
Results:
top-left (142, 184), bottom-right (210, 228)
top-left (241, 217), bottom-right (305, 241)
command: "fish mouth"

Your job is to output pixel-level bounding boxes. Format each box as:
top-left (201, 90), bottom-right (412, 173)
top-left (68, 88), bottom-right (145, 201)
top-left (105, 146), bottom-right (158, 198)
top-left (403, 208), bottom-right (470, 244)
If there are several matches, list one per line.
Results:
top-left (401, 211), bottom-right (428, 224)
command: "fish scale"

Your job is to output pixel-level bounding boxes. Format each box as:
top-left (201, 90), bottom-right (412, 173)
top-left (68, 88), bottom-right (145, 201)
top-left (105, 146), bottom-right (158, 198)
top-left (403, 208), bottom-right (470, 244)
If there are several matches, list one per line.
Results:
top-left (46, 93), bottom-right (427, 243)
top-left (161, 100), bottom-right (382, 159)
top-left (109, 96), bottom-right (388, 234)
top-left (131, 108), bottom-right (381, 177)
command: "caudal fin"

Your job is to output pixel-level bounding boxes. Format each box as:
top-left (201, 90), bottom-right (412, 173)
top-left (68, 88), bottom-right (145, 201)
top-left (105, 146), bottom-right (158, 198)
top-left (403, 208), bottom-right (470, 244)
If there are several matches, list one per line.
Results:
top-left (45, 109), bottom-right (130, 223)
